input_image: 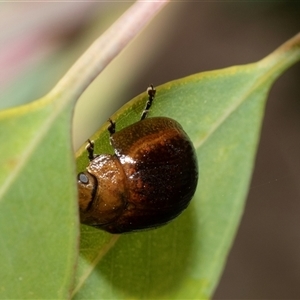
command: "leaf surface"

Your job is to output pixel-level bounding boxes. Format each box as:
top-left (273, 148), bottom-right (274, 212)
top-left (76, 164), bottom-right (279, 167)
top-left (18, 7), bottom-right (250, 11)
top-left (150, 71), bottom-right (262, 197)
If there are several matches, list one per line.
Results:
top-left (0, 97), bottom-right (79, 299)
top-left (73, 34), bottom-right (300, 299)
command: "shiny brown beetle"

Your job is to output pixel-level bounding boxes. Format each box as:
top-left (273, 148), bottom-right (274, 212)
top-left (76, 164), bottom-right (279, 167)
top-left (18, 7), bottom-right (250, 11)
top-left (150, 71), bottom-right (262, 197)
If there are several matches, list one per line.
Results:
top-left (77, 85), bottom-right (198, 233)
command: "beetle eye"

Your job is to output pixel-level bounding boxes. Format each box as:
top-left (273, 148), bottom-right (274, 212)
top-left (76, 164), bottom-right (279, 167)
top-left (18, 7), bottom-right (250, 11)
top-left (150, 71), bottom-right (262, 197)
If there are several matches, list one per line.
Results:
top-left (78, 173), bottom-right (89, 184)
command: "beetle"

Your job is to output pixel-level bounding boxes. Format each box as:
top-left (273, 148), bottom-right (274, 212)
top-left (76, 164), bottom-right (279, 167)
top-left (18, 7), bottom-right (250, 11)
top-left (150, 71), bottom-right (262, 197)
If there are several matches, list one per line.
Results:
top-left (77, 85), bottom-right (198, 233)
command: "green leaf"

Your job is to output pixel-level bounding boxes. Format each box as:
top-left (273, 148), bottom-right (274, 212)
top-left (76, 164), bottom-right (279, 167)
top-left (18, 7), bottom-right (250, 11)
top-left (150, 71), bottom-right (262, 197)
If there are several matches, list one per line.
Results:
top-left (0, 96), bottom-right (79, 299)
top-left (73, 34), bottom-right (300, 299)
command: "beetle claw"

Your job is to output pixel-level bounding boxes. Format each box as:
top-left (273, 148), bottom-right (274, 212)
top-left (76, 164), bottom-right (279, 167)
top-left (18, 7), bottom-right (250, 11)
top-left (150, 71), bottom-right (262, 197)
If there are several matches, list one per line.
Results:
top-left (108, 118), bottom-right (116, 135)
top-left (86, 139), bottom-right (95, 161)
top-left (141, 85), bottom-right (156, 120)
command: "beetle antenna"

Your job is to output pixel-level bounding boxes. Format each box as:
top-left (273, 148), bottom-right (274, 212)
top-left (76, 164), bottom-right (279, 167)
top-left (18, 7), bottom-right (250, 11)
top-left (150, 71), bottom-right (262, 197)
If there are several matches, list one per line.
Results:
top-left (141, 84), bottom-right (156, 120)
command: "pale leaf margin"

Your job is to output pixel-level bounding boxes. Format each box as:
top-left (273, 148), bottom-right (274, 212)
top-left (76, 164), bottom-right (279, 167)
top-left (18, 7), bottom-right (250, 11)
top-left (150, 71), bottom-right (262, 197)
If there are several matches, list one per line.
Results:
top-left (49, 1), bottom-right (169, 110)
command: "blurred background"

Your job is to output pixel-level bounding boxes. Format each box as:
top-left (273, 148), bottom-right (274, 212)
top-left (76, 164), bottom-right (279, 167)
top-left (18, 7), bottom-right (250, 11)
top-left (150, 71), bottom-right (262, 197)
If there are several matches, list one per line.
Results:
top-left (1, 2), bottom-right (299, 298)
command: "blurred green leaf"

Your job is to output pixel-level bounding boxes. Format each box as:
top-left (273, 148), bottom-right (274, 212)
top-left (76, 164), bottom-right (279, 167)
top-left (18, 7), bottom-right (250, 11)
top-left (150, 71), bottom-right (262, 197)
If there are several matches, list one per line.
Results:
top-left (74, 34), bottom-right (300, 299)
top-left (0, 97), bottom-right (79, 299)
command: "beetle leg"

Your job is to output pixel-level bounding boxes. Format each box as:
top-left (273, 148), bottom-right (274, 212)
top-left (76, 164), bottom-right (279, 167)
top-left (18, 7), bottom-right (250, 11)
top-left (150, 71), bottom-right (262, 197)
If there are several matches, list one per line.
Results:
top-left (108, 118), bottom-right (116, 135)
top-left (86, 139), bottom-right (95, 161)
top-left (141, 84), bottom-right (156, 120)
